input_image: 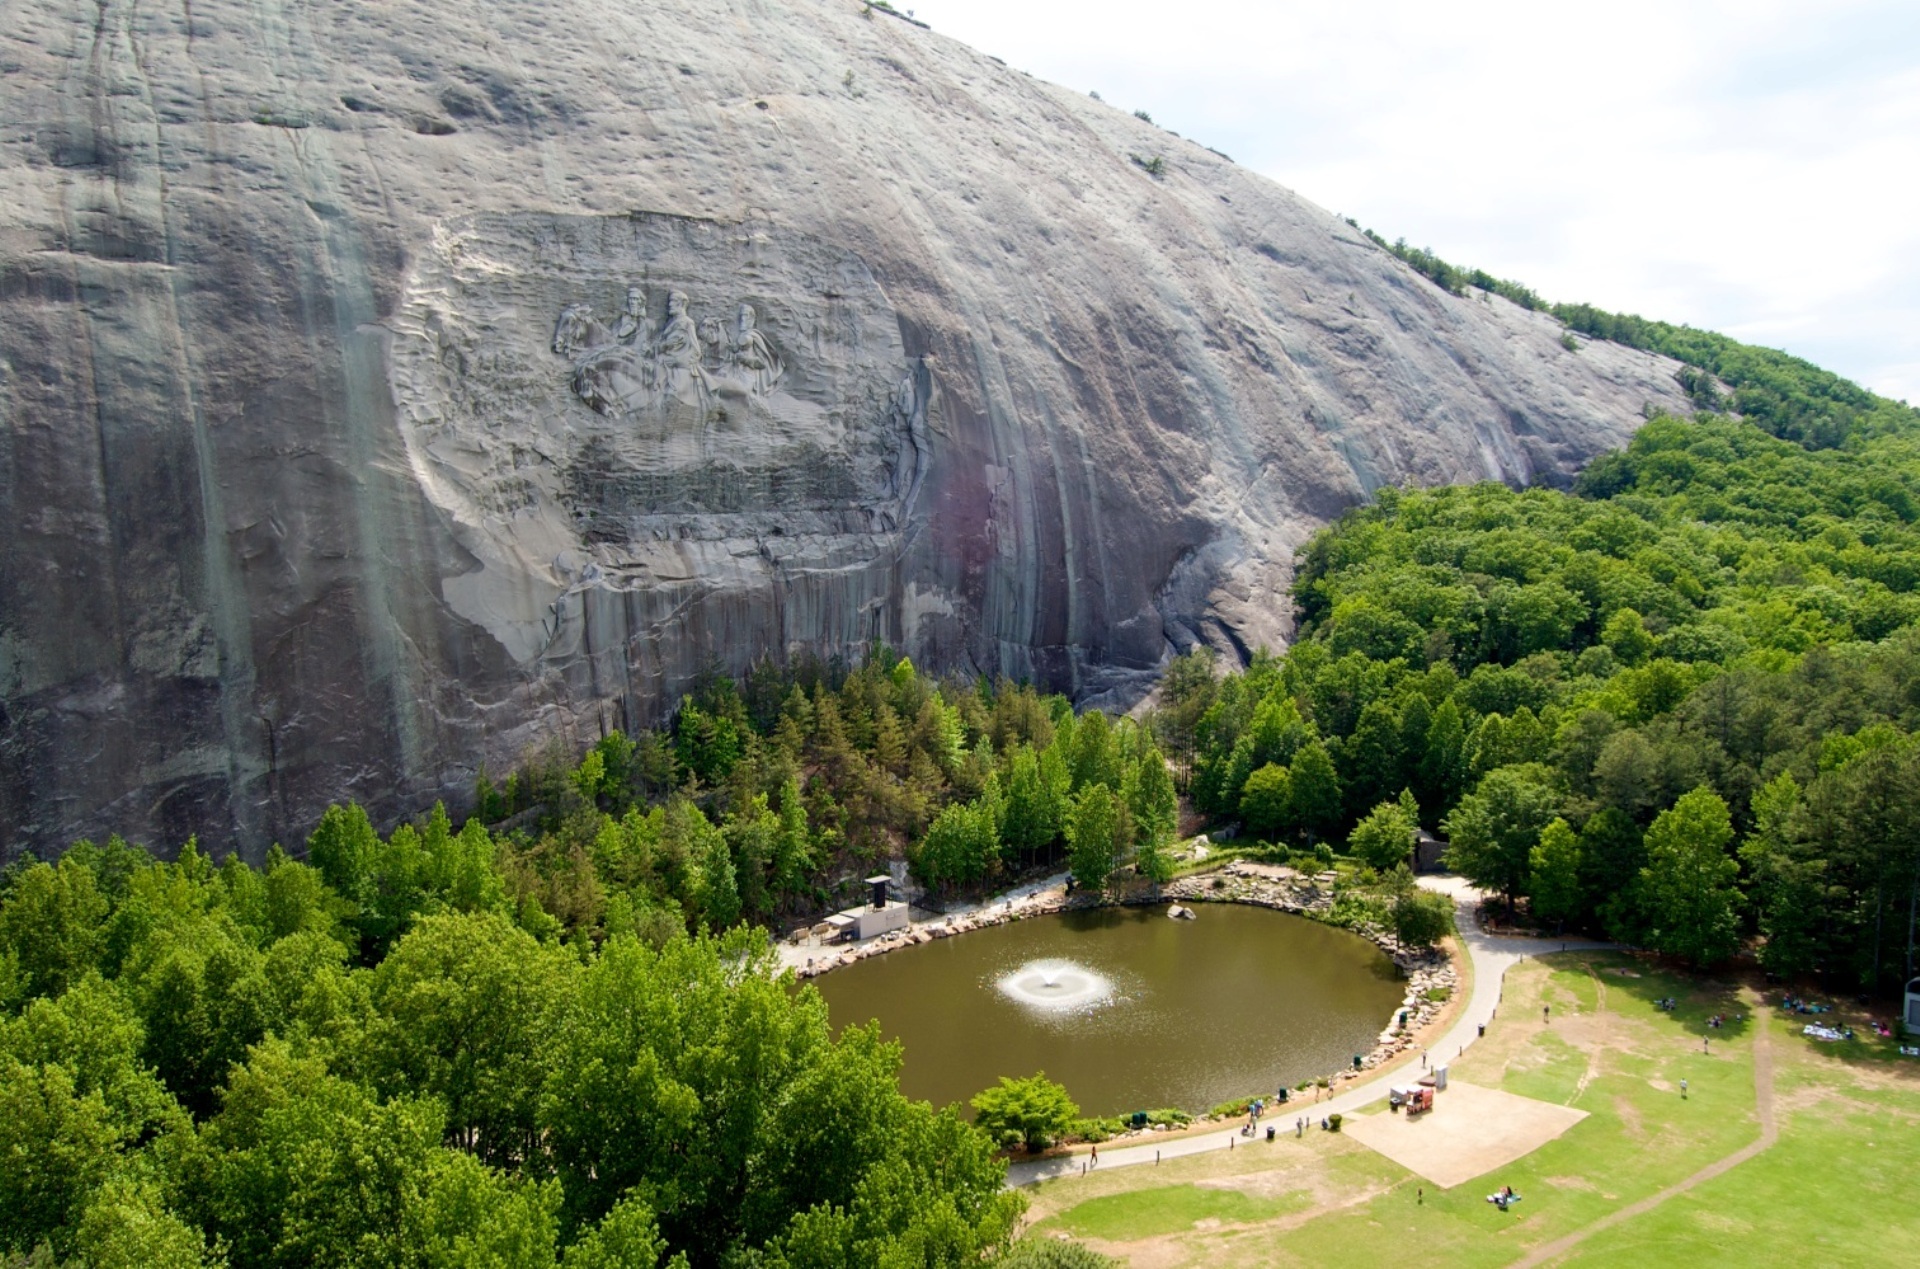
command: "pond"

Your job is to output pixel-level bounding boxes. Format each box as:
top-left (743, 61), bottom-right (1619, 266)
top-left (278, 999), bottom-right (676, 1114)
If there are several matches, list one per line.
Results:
top-left (810, 903), bottom-right (1404, 1116)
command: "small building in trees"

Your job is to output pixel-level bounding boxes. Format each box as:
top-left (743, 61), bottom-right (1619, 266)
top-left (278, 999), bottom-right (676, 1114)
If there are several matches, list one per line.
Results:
top-left (819, 874), bottom-right (911, 942)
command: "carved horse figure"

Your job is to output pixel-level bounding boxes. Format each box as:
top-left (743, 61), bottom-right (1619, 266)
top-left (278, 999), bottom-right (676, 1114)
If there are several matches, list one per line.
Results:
top-left (552, 304), bottom-right (649, 415)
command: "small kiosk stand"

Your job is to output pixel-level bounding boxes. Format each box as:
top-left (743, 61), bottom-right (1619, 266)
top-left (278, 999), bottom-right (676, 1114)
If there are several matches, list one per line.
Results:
top-left (1389, 1084), bottom-right (1434, 1115)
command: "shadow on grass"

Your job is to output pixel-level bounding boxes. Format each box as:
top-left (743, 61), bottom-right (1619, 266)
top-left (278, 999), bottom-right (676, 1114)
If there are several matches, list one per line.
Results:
top-left (1544, 952), bottom-right (1754, 1042)
top-left (1554, 953), bottom-right (1920, 1076)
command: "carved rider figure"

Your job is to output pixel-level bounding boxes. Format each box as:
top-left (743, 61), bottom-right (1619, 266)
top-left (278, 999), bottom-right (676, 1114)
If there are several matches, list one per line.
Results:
top-left (728, 303), bottom-right (783, 395)
top-left (652, 291), bottom-right (710, 407)
top-left (612, 285), bottom-right (647, 346)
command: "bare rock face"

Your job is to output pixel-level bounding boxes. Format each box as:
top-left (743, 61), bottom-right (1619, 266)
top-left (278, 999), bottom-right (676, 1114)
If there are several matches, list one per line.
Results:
top-left (0, 0), bottom-right (1693, 859)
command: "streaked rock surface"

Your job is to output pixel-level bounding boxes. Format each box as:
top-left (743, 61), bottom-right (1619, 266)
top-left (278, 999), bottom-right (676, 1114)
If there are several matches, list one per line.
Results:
top-left (0, 0), bottom-right (1692, 858)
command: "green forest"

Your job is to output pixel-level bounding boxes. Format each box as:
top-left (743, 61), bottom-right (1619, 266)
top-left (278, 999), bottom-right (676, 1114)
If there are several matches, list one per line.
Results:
top-left (8, 292), bottom-right (1920, 1264)
top-left (1169, 409), bottom-right (1920, 980)
top-left (0, 841), bottom-right (1030, 1267)
top-left (0, 657), bottom-right (1176, 1267)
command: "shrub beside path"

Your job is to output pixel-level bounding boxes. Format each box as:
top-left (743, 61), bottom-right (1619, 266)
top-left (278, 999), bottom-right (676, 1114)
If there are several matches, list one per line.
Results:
top-left (1006, 876), bottom-right (1616, 1187)
top-left (1506, 991), bottom-right (1778, 1267)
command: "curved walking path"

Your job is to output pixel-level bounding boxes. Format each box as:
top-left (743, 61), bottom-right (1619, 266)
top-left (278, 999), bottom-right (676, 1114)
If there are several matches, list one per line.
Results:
top-left (1007, 876), bottom-right (1615, 1187)
top-left (1508, 992), bottom-right (1777, 1268)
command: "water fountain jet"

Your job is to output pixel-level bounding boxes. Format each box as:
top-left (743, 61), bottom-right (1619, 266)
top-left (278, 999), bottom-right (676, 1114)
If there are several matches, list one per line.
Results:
top-left (996, 959), bottom-right (1114, 1013)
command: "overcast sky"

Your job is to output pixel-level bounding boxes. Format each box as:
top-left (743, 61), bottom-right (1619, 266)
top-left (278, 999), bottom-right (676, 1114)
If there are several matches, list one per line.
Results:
top-left (907, 0), bottom-right (1920, 404)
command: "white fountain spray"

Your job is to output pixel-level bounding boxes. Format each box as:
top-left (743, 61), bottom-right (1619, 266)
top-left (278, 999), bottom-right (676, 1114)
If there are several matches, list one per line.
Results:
top-left (996, 958), bottom-right (1115, 1013)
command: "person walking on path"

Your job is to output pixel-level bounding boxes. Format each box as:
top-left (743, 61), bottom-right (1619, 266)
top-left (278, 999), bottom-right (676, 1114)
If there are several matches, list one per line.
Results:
top-left (1543, 1003), bottom-right (1550, 1024)
top-left (1089, 1144), bottom-right (1097, 1168)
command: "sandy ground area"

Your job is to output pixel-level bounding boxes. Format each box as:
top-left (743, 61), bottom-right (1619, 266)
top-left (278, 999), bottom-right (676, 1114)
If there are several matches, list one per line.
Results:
top-left (1340, 1080), bottom-right (1587, 1189)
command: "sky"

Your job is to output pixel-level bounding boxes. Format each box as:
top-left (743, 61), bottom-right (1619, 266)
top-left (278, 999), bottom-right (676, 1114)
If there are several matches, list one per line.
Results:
top-left (905, 0), bottom-right (1920, 403)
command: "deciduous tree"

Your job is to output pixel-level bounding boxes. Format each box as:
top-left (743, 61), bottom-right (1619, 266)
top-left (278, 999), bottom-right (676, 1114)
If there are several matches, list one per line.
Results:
top-left (1638, 787), bottom-right (1742, 966)
top-left (969, 1073), bottom-right (1079, 1154)
top-left (1443, 766), bottom-right (1560, 913)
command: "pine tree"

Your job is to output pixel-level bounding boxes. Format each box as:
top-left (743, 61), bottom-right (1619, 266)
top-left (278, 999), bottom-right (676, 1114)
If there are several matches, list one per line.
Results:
top-left (1419, 699), bottom-right (1469, 821)
top-left (1339, 700), bottom-right (1403, 818)
top-left (1638, 787), bottom-right (1741, 966)
top-left (1066, 785), bottom-right (1128, 896)
top-left (1287, 740), bottom-right (1344, 840)
top-left (1129, 748), bottom-right (1179, 853)
top-left (1529, 818), bottom-right (1583, 931)
top-left (773, 776), bottom-right (814, 906)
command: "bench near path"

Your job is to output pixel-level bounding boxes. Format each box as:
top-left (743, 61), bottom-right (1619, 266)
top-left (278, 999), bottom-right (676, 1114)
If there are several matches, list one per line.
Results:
top-left (1007, 877), bottom-right (1617, 1187)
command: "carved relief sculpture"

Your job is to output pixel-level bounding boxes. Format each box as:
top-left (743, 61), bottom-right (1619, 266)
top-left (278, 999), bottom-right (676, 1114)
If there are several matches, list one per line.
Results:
top-left (726, 303), bottom-right (784, 396)
top-left (652, 290), bottom-right (710, 408)
top-left (551, 289), bottom-right (787, 419)
top-left (397, 212), bottom-right (933, 676)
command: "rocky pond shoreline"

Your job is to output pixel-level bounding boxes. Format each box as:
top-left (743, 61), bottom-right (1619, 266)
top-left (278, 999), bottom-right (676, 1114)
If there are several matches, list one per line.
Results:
top-left (787, 861), bottom-right (1461, 1092)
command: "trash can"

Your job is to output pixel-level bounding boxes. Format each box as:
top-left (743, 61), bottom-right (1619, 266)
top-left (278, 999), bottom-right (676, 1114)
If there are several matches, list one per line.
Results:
top-left (1266, 1125), bottom-right (1275, 1142)
top-left (1477, 1023), bottom-right (1485, 1038)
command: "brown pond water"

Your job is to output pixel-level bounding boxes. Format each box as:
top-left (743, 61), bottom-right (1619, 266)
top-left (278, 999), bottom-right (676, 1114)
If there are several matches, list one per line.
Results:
top-left (810, 904), bottom-right (1404, 1116)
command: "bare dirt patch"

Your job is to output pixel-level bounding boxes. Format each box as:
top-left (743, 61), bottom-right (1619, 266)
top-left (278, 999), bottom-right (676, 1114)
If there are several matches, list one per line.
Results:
top-left (1613, 1092), bottom-right (1647, 1141)
top-left (1084, 1179), bottom-right (1390, 1268)
top-left (1341, 1081), bottom-right (1588, 1188)
top-left (1192, 1158), bottom-right (1350, 1209)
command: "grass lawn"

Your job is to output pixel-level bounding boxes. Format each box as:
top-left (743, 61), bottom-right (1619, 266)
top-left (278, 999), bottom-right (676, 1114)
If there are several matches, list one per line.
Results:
top-left (1552, 1007), bottom-right (1920, 1268)
top-left (1020, 952), bottom-right (1920, 1266)
top-left (1037, 1184), bottom-right (1315, 1241)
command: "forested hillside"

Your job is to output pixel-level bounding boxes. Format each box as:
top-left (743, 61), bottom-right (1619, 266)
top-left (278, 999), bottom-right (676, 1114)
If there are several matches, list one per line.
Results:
top-left (0, 837), bottom-right (1026, 1266)
top-left (456, 656), bottom-right (1174, 938)
top-left (1167, 406), bottom-right (1920, 983)
top-left (0, 659), bottom-right (1170, 1266)
top-left (7, 265), bottom-right (1920, 1263)
top-left (1364, 227), bottom-right (1916, 448)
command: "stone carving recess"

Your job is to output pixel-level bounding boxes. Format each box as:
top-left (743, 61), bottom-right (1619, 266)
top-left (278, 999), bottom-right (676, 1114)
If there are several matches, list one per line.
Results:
top-left (390, 211), bottom-right (934, 668)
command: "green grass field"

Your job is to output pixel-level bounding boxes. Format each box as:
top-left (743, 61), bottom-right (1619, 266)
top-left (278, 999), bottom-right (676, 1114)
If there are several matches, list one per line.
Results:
top-left (1022, 953), bottom-right (1920, 1266)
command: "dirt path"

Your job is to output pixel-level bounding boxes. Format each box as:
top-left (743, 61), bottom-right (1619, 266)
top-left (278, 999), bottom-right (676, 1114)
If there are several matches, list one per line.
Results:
top-left (1565, 964), bottom-right (1606, 1107)
top-left (1509, 994), bottom-right (1777, 1268)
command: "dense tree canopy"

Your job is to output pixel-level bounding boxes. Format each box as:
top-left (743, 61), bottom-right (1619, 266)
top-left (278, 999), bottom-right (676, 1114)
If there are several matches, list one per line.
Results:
top-left (10, 297), bottom-right (1920, 1262)
top-left (1358, 224), bottom-right (1920, 451)
top-left (1161, 403), bottom-right (1920, 984)
top-left (0, 843), bottom-right (1024, 1266)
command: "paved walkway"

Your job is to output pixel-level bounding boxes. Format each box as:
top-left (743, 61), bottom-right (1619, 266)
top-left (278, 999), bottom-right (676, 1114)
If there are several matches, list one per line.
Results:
top-left (1007, 877), bottom-right (1616, 1187)
top-left (1507, 988), bottom-right (1777, 1268)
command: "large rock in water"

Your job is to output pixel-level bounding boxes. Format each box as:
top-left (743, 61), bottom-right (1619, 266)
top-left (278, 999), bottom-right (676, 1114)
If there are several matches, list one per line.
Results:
top-left (0, 0), bottom-right (1691, 859)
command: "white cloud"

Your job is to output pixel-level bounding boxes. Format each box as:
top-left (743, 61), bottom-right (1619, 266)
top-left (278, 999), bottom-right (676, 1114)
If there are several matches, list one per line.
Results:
top-left (908, 0), bottom-right (1920, 402)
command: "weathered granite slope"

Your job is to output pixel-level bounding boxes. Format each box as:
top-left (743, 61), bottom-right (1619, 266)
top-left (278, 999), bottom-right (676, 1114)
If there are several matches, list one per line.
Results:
top-left (0, 0), bottom-right (1692, 859)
